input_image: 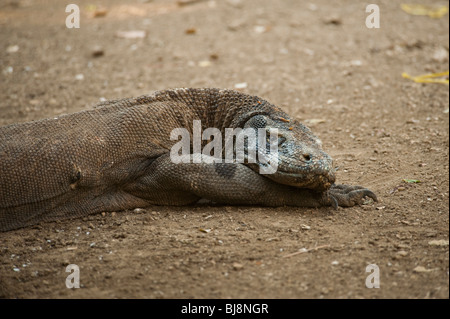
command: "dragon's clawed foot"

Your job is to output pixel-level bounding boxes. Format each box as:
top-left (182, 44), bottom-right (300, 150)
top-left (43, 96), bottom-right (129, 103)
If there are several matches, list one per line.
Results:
top-left (322, 184), bottom-right (377, 208)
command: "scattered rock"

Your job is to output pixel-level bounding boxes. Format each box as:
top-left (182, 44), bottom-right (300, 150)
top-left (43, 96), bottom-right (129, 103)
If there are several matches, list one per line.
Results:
top-left (227, 20), bottom-right (245, 31)
top-left (404, 39), bottom-right (424, 50)
top-left (234, 82), bottom-right (248, 89)
top-left (198, 60), bottom-right (211, 67)
top-left (7, 45), bottom-right (19, 53)
top-left (413, 266), bottom-right (435, 273)
top-left (253, 25), bottom-right (268, 33)
top-left (3, 66), bottom-right (13, 75)
top-left (428, 240), bottom-right (449, 247)
top-left (232, 262), bottom-right (244, 270)
top-left (324, 16), bottom-right (342, 25)
top-left (115, 30), bottom-right (146, 39)
top-left (92, 46), bottom-right (104, 57)
top-left (185, 27), bottom-right (197, 35)
top-left (305, 119), bottom-right (326, 125)
top-left (93, 7), bottom-right (108, 17)
top-left (432, 47), bottom-right (449, 62)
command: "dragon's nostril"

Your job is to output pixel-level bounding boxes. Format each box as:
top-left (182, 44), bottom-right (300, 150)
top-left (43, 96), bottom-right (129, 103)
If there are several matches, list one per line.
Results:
top-left (303, 154), bottom-right (311, 161)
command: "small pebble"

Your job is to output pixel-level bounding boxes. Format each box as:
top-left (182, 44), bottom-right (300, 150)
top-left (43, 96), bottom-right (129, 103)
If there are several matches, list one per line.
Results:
top-left (233, 262), bottom-right (244, 270)
top-left (234, 82), bottom-right (248, 89)
top-left (92, 46), bottom-right (104, 57)
top-left (324, 16), bottom-right (342, 25)
top-left (253, 25), bottom-right (267, 33)
top-left (428, 240), bottom-right (449, 247)
top-left (3, 66), bottom-right (13, 74)
top-left (115, 30), bottom-right (146, 39)
top-left (185, 27), bottom-right (196, 34)
top-left (93, 7), bottom-right (108, 17)
top-left (413, 266), bottom-right (434, 273)
top-left (7, 45), bottom-right (19, 53)
top-left (198, 60), bottom-right (211, 67)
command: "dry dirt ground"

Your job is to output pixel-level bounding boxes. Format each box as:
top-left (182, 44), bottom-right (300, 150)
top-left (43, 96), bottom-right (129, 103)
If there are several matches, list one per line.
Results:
top-left (0, 0), bottom-right (448, 299)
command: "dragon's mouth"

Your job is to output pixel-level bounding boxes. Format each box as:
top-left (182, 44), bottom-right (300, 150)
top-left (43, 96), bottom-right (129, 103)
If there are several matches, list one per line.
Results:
top-left (246, 150), bottom-right (336, 191)
top-left (266, 168), bottom-right (336, 191)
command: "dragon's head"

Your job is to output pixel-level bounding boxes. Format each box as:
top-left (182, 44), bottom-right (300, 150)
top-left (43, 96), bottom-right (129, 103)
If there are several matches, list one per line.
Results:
top-left (242, 114), bottom-right (336, 191)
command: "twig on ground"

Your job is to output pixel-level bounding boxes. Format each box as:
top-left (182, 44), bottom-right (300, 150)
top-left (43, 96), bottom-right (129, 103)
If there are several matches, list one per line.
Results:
top-left (282, 244), bottom-right (330, 258)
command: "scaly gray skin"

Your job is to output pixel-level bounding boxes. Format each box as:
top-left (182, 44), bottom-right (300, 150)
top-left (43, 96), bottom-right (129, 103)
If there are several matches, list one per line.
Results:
top-left (0, 88), bottom-right (376, 231)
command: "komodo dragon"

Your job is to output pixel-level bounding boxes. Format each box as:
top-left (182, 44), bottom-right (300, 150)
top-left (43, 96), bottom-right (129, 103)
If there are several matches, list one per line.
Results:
top-left (0, 88), bottom-right (376, 232)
